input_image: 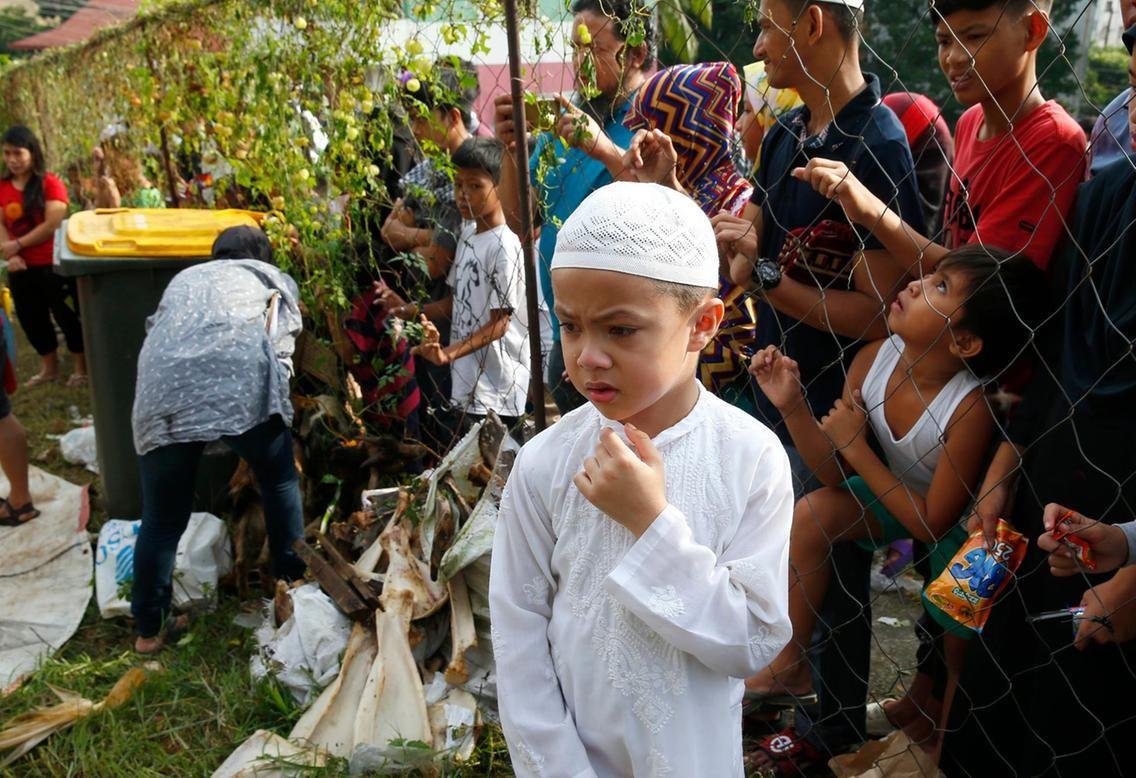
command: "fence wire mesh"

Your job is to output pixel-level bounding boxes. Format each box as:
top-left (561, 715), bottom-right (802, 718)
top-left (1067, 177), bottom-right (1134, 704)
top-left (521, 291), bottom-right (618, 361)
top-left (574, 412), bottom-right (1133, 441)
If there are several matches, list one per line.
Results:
top-left (1, 0), bottom-right (1134, 772)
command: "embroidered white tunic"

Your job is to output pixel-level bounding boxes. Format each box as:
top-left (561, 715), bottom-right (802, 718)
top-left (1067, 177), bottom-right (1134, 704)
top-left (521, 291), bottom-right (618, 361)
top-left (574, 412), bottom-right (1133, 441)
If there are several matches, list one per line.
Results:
top-left (490, 385), bottom-right (794, 777)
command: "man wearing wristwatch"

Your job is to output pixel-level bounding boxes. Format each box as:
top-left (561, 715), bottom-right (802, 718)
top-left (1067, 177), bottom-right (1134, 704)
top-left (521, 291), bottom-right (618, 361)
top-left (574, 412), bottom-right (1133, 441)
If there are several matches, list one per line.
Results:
top-left (710, 0), bottom-right (925, 766)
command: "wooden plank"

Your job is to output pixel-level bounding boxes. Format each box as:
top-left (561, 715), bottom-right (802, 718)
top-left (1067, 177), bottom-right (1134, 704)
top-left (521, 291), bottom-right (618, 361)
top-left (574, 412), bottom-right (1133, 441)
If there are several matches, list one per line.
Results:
top-left (294, 331), bottom-right (340, 387)
top-left (292, 539), bottom-right (370, 620)
top-left (315, 531), bottom-right (382, 610)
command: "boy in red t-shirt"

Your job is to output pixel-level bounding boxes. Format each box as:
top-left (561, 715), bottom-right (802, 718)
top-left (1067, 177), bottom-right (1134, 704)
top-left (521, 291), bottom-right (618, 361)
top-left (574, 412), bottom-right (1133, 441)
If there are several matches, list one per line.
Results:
top-left (0, 126), bottom-right (85, 387)
top-left (790, 0), bottom-right (1085, 273)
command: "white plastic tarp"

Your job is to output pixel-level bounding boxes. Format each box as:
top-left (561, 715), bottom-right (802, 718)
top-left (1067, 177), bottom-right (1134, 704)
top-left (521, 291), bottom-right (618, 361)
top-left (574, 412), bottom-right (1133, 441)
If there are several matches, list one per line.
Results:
top-left (0, 467), bottom-right (92, 692)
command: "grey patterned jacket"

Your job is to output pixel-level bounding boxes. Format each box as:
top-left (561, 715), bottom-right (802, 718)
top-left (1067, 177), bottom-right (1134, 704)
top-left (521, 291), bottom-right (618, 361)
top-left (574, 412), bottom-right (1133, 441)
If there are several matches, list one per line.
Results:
top-left (132, 259), bottom-right (302, 455)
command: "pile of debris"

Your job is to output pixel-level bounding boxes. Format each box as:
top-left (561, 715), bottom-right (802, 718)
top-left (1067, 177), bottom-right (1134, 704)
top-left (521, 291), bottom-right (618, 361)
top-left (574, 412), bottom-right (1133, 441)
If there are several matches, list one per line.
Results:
top-left (216, 415), bottom-right (514, 776)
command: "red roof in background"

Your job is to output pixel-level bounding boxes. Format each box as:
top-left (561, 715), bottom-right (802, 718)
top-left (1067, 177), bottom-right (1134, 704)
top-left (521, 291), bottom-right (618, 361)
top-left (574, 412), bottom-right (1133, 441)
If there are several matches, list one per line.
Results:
top-left (9, 0), bottom-right (140, 50)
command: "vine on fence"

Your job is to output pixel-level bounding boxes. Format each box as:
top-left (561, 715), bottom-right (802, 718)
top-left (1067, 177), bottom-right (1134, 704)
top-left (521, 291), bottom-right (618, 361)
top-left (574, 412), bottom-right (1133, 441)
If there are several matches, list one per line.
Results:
top-left (0, 0), bottom-right (522, 318)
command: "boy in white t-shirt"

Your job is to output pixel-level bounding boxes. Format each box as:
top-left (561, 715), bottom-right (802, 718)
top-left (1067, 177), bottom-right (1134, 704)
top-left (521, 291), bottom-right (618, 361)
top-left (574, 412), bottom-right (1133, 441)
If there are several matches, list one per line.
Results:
top-left (489, 182), bottom-right (794, 777)
top-left (410, 137), bottom-right (531, 431)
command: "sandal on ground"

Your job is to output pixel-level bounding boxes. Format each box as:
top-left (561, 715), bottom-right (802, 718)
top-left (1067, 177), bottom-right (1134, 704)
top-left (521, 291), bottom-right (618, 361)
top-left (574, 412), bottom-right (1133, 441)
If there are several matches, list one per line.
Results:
top-left (743, 687), bottom-right (819, 714)
top-left (0, 498), bottom-right (41, 527)
top-left (24, 373), bottom-right (58, 388)
top-left (134, 614), bottom-right (190, 655)
top-left (745, 726), bottom-right (828, 776)
top-left (66, 373), bottom-right (88, 388)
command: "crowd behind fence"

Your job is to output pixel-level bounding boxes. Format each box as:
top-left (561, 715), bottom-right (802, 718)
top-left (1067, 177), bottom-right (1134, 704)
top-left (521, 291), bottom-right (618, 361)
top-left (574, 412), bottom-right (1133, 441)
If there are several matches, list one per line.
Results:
top-left (2, 0), bottom-right (1135, 772)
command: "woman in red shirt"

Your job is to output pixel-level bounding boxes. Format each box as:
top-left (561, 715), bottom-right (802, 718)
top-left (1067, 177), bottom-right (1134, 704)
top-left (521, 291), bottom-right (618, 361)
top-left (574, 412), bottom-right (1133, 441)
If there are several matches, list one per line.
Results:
top-left (0, 126), bottom-right (85, 387)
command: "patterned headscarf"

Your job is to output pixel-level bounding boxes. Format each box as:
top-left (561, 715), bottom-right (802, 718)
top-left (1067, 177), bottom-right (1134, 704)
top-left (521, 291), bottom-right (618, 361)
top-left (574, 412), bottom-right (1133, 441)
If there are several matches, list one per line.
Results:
top-left (624, 62), bottom-right (759, 394)
top-left (624, 62), bottom-right (752, 216)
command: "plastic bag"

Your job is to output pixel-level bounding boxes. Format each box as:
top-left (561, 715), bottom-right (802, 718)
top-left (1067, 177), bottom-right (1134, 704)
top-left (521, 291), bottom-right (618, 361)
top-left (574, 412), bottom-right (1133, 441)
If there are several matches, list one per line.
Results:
top-left (59, 426), bottom-right (99, 474)
top-left (829, 730), bottom-right (944, 777)
top-left (922, 518), bottom-right (1026, 635)
top-left (249, 583), bottom-right (352, 705)
top-left (94, 513), bottom-right (233, 618)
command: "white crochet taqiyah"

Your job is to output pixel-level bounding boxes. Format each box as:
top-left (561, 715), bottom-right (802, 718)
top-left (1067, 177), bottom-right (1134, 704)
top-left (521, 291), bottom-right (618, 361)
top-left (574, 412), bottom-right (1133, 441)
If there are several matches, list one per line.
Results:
top-left (551, 181), bottom-right (719, 289)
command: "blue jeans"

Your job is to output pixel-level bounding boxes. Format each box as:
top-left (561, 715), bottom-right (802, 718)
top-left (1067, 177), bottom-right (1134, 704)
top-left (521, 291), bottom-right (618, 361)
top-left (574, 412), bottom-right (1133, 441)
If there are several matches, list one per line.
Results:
top-left (131, 416), bottom-right (305, 637)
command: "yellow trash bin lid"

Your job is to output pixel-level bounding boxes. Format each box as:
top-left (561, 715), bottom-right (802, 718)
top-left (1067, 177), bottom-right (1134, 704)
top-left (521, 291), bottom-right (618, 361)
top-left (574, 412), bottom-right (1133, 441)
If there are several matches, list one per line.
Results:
top-left (66, 208), bottom-right (264, 258)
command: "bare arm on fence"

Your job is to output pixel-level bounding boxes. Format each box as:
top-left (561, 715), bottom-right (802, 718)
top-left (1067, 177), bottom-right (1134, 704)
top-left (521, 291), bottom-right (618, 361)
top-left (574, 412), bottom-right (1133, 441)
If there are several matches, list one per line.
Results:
top-left (556, 96), bottom-right (632, 181)
top-left (751, 342), bottom-right (879, 488)
top-left (493, 93), bottom-right (531, 240)
top-left (413, 309), bottom-right (511, 366)
top-left (716, 205), bottom-right (903, 340)
top-left (792, 159), bottom-right (948, 273)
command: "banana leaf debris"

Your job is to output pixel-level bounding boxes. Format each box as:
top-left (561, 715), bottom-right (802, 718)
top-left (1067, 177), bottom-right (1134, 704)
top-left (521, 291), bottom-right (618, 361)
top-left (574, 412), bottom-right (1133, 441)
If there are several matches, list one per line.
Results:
top-left (219, 414), bottom-right (514, 775)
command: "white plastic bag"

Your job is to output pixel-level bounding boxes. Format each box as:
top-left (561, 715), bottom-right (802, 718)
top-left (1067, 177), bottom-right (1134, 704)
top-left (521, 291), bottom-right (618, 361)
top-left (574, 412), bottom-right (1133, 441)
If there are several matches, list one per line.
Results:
top-left (250, 582), bottom-right (352, 705)
top-left (94, 513), bottom-right (233, 619)
top-left (59, 426), bottom-right (98, 474)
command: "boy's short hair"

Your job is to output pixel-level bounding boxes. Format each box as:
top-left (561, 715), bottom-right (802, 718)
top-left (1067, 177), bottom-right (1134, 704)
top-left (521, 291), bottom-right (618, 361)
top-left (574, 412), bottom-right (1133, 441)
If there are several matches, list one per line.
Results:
top-left (937, 244), bottom-right (1049, 379)
top-left (570, 0), bottom-right (657, 70)
top-left (779, 0), bottom-right (864, 43)
top-left (406, 57), bottom-right (480, 128)
top-left (452, 137), bottom-right (505, 184)
top-left (930, 0), bottom-right (1051, 22)
top-left (653, 281), bottom-right (716, 311)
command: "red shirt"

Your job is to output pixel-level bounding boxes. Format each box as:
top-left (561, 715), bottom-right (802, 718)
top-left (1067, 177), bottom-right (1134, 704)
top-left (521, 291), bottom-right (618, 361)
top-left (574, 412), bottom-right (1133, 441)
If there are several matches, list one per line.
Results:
top-left (0, 173), bottom-right (69, 267)
top-left (943, 102), bottom-right (1086, 269)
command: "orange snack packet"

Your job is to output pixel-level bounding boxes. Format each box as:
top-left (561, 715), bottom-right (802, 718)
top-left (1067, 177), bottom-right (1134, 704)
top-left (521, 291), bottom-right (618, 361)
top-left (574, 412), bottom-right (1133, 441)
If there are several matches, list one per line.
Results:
top-left (923, 519), bottom-right (1027, 634)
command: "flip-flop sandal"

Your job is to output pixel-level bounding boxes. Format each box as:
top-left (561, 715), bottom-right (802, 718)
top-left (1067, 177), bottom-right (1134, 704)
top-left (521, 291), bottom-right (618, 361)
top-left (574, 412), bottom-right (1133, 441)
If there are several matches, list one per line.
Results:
top-left (746, 726), bottom-right (828, 776)
top-left (134, 614), bottom-right (190, 655)
top-left (24, 373), bottom-right (58, 388)
top-left (0, 498), bottom-right (41, 527)
top-left (743, 688), bottom-right (819, 714)
top-left (865, 697), bottom-right (900, 737)
top-left (66, 374), bottom-right (88, 388)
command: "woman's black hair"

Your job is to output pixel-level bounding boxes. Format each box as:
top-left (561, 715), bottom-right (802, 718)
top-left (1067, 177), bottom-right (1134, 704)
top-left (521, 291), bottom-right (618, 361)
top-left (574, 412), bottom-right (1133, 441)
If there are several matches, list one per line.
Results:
top-left (408, 57), bottom-right (480, 128)
top-left (211, 225), bottom-right (275, 265)
top-left (1, 126), bottom-right (47, 226)
top-left (938, 244), bottom-right (1050, 379)
top-left (570, 0), bottom-right (657, 70)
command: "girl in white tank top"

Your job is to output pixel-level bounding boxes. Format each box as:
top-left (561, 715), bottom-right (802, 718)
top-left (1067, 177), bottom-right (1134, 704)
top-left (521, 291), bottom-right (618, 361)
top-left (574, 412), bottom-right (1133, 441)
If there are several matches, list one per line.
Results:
top-left (742, 247), bottom-right (1048, 709)
top-left (860, 335), bottom-right (982, 499)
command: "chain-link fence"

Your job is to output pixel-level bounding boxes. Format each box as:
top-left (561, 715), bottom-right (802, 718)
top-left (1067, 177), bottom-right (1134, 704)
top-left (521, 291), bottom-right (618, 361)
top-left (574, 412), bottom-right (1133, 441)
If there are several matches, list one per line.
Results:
top-left (1, 0), bottom-right (1134, 772)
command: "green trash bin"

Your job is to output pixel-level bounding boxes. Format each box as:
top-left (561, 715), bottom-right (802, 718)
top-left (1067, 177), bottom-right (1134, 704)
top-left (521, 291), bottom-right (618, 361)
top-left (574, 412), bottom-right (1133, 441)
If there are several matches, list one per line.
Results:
top-left (56, 208), bottom-right (265, 518)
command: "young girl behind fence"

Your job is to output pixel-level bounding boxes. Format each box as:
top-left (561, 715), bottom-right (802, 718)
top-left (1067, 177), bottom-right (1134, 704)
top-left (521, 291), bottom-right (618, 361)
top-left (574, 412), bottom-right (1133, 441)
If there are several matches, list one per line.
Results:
top-left (746, 245), bottom-right (1048, 709)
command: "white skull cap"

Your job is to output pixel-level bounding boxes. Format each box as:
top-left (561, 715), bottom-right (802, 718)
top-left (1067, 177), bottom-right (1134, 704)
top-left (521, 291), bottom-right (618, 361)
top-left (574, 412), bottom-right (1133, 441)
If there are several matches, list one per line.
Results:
top-left (816, 0), bottom-right (864, 9)
top-left (552, 182), bottom-right (719, 289)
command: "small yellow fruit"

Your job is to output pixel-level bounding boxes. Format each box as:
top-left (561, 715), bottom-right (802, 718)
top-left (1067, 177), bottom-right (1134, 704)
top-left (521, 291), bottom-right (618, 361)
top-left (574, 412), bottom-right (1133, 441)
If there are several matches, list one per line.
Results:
top-left (294, 16), bottom-right (307, 29)
top-left (367, 164), bottom-right (380, 177)
top-left (360, 98), bottom-right (374, 114)
top-left (576, 23), bottom-right (592, 45)
top-left (405, 77), bottom-right (421, 93)
top-left (271, 196), bottom-right (286, 210)
top-left (406, 38), bottom-right (424, 55)
top-left (345, 126), bottom-right (360, 140)
top-left (297, 169), bottom-right (311, 181)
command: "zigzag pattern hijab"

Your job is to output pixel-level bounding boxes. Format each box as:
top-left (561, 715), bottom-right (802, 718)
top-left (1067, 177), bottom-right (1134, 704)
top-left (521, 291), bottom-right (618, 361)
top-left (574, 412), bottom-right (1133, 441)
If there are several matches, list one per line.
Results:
top-left (625, 62), bottom-right (758, 393)
top-left (624, 62), bottom-right (752, 216)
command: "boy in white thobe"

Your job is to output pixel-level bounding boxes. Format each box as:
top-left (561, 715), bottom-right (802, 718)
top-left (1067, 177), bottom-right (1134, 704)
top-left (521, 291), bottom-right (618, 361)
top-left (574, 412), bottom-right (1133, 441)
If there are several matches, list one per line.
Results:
top-left (490, 182), bottom-right (794, 776)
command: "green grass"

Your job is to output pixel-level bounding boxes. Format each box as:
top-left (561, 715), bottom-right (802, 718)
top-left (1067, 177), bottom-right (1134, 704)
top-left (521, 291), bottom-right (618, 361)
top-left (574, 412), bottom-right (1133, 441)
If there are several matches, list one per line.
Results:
top-left (0, 326), bottom-right (514, 776)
